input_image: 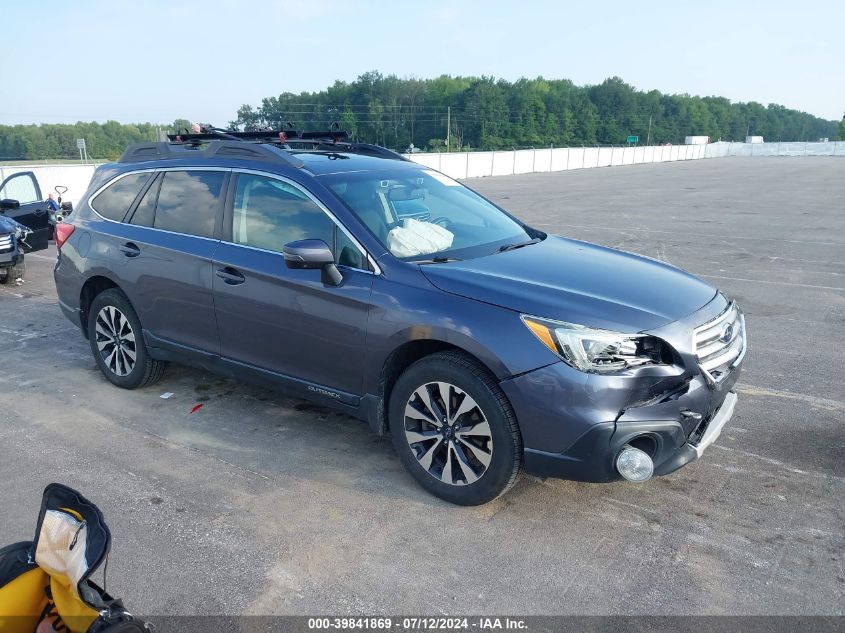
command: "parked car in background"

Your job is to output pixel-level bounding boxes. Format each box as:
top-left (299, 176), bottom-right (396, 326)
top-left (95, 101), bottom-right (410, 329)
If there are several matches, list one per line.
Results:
top-left (0, 171), bottom-right (53, 251)
top-left (0, 211), bottom-right (31, 284)
top-left (52, 128), bottom-right (746, 505)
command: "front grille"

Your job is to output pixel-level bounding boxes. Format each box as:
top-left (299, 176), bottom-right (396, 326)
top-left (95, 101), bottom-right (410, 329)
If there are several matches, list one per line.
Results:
top-left (688, 409), bottom-right (714, 444)
top-left (693, 301), bottom-right (746, 386)
top-left (0, 234), bottom-right (13, 253)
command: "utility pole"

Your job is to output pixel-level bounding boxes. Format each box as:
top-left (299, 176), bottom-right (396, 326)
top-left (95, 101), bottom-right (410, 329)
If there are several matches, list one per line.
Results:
top-left (646, 115), bottom-right (652, 146)
top-left (446, 106), bottom-right (451, 153)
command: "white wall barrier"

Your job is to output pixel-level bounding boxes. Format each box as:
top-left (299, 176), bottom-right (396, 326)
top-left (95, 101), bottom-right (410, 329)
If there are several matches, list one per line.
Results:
top-left (0, 141), bottom-right (841, 201)
top-left (0, 163), bottom-right (99, 205)
top-left (404, 141), bottom-right (842, 179)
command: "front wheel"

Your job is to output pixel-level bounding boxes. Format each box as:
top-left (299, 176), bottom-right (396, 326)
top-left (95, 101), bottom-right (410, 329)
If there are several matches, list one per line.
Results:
top-left (389, 351), bottom-right (522, 505)
top-left (87, 288), bottom-right (167, 389)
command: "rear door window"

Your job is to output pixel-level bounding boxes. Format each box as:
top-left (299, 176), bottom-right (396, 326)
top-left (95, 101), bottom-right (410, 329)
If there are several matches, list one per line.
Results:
top-left (153, 171), bottom-right (226, 238)
top-left (90, 172), bottom-right (152, 221)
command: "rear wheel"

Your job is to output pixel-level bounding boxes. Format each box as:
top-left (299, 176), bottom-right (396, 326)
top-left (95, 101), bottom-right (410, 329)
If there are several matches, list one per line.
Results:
top-left (87, 288), bottom-right (167, 389)
top-left (389, 351), bottom-right (522, 505)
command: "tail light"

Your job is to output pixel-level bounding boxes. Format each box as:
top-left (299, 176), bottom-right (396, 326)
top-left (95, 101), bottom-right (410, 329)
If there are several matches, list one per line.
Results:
top-left (55, 223), bottom-right (75, 249)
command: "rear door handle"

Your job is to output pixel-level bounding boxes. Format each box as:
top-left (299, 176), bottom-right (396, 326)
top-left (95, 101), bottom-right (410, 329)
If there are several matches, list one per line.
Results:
top-left (215, 267), bottom-right (245, 285)
top-left (119, 242), bottom-right (141, 257)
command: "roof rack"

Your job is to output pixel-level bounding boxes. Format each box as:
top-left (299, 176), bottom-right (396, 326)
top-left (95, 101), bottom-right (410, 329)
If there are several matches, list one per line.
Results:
top-left (119, 124), bottom-right (408, 165)
top-left (166, 126), bottom-right (350, 145)
top-left (118, 140), bottom-right (305, 168)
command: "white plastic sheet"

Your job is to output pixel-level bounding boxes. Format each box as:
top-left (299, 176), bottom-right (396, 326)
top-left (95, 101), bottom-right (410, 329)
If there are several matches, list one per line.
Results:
top-left (387, 218), bottom-right (454, 257)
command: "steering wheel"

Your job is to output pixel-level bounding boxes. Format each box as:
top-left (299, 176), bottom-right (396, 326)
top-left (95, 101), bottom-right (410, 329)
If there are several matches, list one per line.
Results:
top-left (431, 217), bottom-right (451, 228)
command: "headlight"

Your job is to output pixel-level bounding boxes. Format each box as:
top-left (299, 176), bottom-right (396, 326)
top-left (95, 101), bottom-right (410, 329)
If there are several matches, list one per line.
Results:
top-left (521, 315), bottom-right (669, 373)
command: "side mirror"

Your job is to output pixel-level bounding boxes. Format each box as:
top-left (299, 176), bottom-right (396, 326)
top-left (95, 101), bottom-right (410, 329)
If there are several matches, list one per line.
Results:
top-left (283, 239), bottom-right (343, 286)
top-left (0, 199), bottom-right (20, 211)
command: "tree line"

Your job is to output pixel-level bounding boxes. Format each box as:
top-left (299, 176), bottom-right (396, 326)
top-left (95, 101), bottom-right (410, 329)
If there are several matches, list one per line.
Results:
top-left (0, 73), bottom-right (839, 160)
top-left (0, 121), bottom-right (165, 161)
top-left (232, 73), bottom-right (839, 151)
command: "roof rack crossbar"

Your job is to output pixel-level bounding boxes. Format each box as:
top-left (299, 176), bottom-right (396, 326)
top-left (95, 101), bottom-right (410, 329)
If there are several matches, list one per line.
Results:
top-left (166, 128), bottom-right (349, 144)
top-left (122, 124), bottom-right (405, 165)
top-left (118, 140), bottom-right (304, 168)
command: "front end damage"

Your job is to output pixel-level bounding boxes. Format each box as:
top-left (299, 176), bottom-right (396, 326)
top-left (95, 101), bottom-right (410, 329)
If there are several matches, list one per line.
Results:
top-left (501, 293), bottom-right (747, 483)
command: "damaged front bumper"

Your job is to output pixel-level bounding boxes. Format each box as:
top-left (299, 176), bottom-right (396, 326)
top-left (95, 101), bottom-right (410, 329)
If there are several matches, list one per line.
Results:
top-left (500, 295), bottom-right (745, 483)
top-left (0, 238), bottom-right (22, 267)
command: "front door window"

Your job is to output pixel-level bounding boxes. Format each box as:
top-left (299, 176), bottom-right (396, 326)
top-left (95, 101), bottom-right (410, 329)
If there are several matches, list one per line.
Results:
top-left (232, 174), bottom-right (334, 253)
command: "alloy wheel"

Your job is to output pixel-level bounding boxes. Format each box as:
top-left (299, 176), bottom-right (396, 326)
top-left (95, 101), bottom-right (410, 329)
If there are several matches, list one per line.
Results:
top-left (95, 306), bottom-right (137, 377)
top-left (403, 381), bottom-right (493, 485)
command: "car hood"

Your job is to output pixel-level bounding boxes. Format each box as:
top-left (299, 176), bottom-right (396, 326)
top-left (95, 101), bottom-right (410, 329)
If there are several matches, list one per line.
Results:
top-left (420, 235), bottom-right (717, 332)
top-left (0, 215), bottom-right (26, 234)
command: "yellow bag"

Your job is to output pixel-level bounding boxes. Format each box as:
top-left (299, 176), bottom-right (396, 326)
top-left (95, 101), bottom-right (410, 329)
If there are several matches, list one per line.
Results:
top-left (0, 484), bottom-right (148, 633)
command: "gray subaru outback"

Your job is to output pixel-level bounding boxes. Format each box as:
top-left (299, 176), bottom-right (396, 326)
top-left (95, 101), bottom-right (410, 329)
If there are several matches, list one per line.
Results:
top-left (53, 128), bottom-right (746, 505)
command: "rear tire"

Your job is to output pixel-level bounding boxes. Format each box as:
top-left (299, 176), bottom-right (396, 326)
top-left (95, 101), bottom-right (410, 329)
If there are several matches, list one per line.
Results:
top-left (388, 351), bottom-right (522, 505)
top-left (87, 288), bottom-right (167, 389)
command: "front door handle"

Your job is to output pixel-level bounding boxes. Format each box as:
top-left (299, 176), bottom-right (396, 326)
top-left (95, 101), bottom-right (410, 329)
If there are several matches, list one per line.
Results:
top-left (216, 267), bottom-right (245, 285)
top-left (118, 242), bottom-right (141, 257)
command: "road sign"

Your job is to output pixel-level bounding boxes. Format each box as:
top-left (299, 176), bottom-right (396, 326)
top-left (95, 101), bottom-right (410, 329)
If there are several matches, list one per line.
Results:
top-left (627, 135), bottom-right (639, 144)
top-left (76, 138), bottom-right (88, 163)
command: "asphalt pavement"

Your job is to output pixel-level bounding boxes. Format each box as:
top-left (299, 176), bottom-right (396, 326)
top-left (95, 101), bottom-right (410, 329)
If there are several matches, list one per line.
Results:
top-left (0, 156), bottom-right (842, 615)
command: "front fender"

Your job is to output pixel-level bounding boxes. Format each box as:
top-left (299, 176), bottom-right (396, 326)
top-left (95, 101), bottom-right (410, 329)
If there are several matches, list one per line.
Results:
top-left (362, 271), bottom-right (559, 395)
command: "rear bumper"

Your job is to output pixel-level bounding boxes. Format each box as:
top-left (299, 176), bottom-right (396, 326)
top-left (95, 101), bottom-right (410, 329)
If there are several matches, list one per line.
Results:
top-left (57, 297), bottom-right (83, 330)
top-left (53, 247), bottom-right (86, 332)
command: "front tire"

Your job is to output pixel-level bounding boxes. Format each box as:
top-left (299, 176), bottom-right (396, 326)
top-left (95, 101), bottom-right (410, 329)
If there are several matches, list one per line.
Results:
top-left (0, 256), bottom-right (24, 284)
top-left (87, 288), bottom-right (167, 389)
top-left (389, 351), bottom-right (522, 505)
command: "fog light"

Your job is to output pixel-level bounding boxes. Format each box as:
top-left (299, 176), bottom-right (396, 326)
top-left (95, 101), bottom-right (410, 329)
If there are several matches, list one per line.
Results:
top-left (616, 445), bottom-right (654, 483)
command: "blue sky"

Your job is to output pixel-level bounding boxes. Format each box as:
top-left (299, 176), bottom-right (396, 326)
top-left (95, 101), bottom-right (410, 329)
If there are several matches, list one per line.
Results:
top-left (1, 0), bottom-right (842, 125)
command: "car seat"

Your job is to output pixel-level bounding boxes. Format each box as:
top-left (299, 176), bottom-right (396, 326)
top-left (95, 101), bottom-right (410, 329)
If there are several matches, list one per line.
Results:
top-left (341, 181), bottom-right (395, 243)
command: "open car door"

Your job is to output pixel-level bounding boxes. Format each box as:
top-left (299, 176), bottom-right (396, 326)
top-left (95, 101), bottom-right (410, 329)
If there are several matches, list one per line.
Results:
top-left (0, 171), bottom-right (50, 252)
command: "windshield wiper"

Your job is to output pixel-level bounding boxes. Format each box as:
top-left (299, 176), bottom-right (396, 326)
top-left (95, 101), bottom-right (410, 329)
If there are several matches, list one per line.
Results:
top-left (498, 238), bottom-right (542, 253)
top-left (414, 256), bottom-right (463, 264)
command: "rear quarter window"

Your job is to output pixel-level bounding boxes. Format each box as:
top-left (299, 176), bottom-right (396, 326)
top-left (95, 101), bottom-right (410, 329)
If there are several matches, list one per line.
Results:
top-left (90, 172), bottom-right (152, 221)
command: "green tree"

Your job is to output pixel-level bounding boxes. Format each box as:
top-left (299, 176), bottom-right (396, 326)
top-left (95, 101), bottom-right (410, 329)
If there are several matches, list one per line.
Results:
top-left (2, 74), bottom-right (839, 160)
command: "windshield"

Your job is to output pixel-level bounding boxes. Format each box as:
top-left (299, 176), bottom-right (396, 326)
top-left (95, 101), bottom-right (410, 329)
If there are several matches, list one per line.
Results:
top-left (321, 168), bottom-right (532, 261)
